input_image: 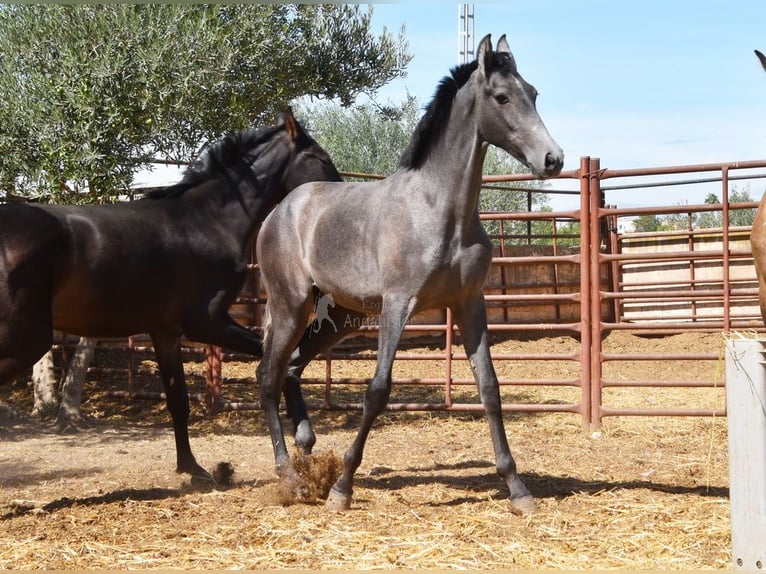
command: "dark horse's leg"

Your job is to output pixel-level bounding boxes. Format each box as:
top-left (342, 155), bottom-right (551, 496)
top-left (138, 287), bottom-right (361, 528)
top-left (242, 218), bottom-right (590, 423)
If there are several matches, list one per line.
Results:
top-left (325, 296), bottom-right (413, 511)
top-left (452, 293), bottom-right (535, 515)
top-left (0, 283), bottom-right (54, 386)
top-left (283, 301), bottom-right (366, 454)
top-left (150, 330), bottom-right (211, 482)
top-left (184, 309), bottom-right (264, 357)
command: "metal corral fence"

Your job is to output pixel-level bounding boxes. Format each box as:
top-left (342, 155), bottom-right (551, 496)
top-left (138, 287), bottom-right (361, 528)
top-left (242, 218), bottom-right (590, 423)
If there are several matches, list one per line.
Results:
top-left (52, 156), bottom-right (766, 426)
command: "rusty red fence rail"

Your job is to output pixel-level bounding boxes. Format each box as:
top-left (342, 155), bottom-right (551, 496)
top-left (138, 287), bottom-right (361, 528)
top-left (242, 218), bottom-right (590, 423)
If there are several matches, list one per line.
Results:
top-left (52, 156), bottom-right (766, 427)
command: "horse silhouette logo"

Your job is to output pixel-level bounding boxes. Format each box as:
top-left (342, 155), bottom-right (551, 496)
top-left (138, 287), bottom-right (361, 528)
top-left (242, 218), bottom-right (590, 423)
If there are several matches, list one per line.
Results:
top-left (311, 292), bottom-right (338, 334)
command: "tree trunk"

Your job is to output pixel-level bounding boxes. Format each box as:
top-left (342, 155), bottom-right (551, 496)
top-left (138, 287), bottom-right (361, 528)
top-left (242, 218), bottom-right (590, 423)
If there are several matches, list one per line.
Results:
top-left (31, 349), bottom-right (58, 418)
top-left (56, 337), bottom-right (96, 431)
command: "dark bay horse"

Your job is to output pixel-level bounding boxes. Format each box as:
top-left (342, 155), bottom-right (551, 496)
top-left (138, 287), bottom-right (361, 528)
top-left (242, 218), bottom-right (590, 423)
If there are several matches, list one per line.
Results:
top-left (256, 34), bottom-right (563, 514)
top-left (0, 109), bottom-right (341, 483)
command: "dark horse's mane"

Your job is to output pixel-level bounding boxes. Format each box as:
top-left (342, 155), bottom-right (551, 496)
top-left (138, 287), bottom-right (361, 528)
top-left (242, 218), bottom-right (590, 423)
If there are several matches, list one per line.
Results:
top-left (143, 125), bottom-right (281, 200)
top-left (399, 52), bottom-right (513, 171)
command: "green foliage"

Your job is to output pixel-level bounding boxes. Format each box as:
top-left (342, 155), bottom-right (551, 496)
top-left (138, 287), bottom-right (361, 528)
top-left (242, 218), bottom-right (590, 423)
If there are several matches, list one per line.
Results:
top-left (296, 96), bottom-right (420, 177)
top-left (730, 191), bottom-right (759, 227)
top-left (659, 186), bottom-right (757, 231)
top-left (479, 148), bottom-right (550, 245)
top-left (633, 214), bottom-right (665, 233)
top-left (551, 220), bottom-right (582, 247)
top-left (0, 4), bottom-right (410, 203)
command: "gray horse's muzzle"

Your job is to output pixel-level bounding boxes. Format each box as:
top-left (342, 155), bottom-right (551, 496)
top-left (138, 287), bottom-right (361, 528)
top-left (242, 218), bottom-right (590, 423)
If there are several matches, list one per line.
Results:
top-left (543, 149), bottom-right (564, 178)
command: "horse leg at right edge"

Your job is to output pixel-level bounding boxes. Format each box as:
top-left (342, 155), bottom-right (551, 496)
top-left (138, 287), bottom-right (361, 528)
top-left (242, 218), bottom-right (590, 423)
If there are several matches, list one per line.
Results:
top-left (452, 293), bottom-right (536, 515)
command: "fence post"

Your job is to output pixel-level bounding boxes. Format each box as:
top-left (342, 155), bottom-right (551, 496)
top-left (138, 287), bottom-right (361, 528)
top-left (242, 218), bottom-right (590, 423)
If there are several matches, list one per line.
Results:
top-left (725, 335), bottom-right (766, 569)
top-left (204, 344), bottom-right (222, 414)
top-left (578, 156), bottom-right (592, 427)
top-left (445, 307), bottom-right (454, 408)
top-left (588, 158), bottom-right (604, 428)
top-left (722, 166), bottom-right (732, 332)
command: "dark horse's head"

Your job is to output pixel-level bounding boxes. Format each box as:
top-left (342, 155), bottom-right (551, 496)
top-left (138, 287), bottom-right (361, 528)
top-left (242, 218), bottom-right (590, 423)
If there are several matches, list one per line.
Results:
top-left (144, 108), bottom-right (341, 206)
top-left (268, 107), bottom-right (343, 201)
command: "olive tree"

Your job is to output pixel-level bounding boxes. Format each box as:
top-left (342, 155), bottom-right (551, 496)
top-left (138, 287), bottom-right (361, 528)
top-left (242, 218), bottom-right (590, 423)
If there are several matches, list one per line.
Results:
top-left (0, 4), bottom-right (410, 424)
top-left (296, 96), bottom-right (420, 177)
top-left (0, 4), bottom-right (410, 202)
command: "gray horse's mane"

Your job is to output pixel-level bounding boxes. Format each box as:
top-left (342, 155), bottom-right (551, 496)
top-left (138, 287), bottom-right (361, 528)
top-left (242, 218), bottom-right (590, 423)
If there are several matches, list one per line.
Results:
top-left (399, 52), bottom-right (513, 171)
top-left (143, 125), bottom-right (281, 200)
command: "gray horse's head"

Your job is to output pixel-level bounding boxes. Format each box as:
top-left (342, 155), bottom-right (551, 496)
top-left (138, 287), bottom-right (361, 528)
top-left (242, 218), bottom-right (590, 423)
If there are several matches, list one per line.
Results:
top-left (475, 34), bottom-right (563, 179)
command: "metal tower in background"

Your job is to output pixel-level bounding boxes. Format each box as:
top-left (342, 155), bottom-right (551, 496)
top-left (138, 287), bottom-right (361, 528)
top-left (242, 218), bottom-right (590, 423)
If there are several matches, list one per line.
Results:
top-left (457, 4), bottom-right (475, 64)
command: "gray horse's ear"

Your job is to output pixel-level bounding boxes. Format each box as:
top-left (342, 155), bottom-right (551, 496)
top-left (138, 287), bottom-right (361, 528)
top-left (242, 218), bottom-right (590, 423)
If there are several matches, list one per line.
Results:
top-left (496, 34), bottom-right (517, 71)
top-left (497, 34), bottom-right (510, 54)
top-left (477, 34), bottom-right (493, 78)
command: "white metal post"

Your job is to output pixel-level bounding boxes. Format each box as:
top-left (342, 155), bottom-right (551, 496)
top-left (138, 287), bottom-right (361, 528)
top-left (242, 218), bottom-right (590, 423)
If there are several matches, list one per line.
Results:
top-left (457, 4), bottom-right (475, 64)
top-left (725, 335), bottom-right (766, 570)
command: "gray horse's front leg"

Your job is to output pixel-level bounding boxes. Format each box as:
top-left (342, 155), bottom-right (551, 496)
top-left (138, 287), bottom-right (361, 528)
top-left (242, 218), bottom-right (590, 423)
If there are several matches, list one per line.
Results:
top-left (325, 297), bottom-right (412, 511)
top-left (452, 294), bottom-right (536, 515)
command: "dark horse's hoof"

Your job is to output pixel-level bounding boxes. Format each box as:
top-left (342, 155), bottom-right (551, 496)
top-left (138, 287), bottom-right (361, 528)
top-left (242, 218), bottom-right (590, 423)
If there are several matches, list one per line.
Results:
top-left (181, 462), bottom-right (216, 490)
top-left (188, 462), bottom-right (234, 490)
top-left (190, 473), bottom-right (216, 490)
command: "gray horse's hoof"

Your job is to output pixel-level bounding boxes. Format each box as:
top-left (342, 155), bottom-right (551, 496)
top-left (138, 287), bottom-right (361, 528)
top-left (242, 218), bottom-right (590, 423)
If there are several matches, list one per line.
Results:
top-left (295, 420), bottom-right (316, 455)
top-left (325, 487), bottom-right (352, 512)
top-left (509, 495), bottom-right (537, 515)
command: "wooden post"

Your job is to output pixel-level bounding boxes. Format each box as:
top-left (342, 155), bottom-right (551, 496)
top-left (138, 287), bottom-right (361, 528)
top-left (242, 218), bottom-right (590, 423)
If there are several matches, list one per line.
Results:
top-left (205, 344), bottom-right (223, 414)
top-left (725, 335), bottom-right (766, 570)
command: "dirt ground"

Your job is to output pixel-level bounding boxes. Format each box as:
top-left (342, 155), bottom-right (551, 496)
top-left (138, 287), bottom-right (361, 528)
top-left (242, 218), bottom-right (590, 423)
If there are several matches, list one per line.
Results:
top-left (0, 331), bottom-right (731, 569)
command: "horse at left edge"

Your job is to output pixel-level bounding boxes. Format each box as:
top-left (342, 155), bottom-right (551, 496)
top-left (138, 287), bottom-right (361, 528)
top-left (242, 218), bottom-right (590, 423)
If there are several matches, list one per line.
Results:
top-left (0, 109), bottom-right (341, 484)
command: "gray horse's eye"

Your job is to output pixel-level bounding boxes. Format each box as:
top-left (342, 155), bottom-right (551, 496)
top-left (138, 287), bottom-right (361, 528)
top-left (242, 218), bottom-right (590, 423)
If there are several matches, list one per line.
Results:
top-left (494, 94), bottom-right (510, 105)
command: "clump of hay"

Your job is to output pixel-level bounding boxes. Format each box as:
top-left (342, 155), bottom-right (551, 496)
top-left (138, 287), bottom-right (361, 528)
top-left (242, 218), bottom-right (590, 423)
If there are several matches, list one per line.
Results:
top-left (266, 450), bottom-right (343, 506)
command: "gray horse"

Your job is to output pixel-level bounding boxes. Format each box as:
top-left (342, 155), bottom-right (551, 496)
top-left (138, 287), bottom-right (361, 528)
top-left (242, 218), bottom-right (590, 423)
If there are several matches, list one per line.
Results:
top-left (256, 34), bottom-right (563, 514)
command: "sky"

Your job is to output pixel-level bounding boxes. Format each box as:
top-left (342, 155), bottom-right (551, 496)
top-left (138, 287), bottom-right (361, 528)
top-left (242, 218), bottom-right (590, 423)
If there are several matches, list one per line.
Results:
top-left (364, 1), bottom-right (766, 210)
top-left (139, 1), bottom-right (766, 211)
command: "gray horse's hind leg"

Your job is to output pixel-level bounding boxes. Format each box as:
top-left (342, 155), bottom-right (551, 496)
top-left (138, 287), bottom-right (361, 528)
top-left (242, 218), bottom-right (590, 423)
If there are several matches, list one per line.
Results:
top-left (150, 330), bottom-right (211, 483)
top-left (284, 302), bottom-right (366, 454)
top-left (452, 294), bottom-right (535, 514)
top-left (326, 296), bottom-right (413, 511)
